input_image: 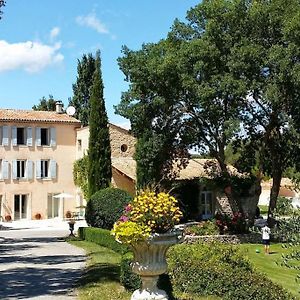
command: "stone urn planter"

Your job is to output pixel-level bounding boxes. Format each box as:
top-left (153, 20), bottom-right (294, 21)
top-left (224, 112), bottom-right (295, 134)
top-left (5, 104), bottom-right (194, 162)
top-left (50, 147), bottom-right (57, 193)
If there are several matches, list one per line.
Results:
top-left (130, 229), bottom-right (183, 300)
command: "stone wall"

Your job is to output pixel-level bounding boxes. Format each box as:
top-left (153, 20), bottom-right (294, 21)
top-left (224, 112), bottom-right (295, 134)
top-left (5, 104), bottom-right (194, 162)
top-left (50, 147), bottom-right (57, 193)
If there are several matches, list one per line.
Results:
top-left (184, 232), bottom-right (262, 244)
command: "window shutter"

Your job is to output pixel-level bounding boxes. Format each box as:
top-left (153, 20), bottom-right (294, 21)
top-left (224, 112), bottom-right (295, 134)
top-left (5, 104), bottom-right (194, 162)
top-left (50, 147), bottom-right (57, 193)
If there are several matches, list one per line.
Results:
top-left (36, 160), bottom-right (42, 179)
top-left (26, 160), bottom-right (33, 180)
top-left (27, 127), bottom-right (33, 146)
top-left (12, 160), bottom-right (17, 179)
top-left (12, 126), bottom-right (17, 146)
top-left (50, 160), bottom-right (57, 179)
top-left (50, 127), bottom-right (56, 147)
top-left (2, 126), bottom-right (9, 146)
top-left (36, 127), bottom-right (41, 146)
top-left (1, 160), bottom-right (9, 179)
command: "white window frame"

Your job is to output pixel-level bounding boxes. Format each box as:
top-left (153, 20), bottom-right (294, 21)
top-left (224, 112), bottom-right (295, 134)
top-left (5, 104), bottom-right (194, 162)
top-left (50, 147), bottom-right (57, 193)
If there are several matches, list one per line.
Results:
top-left (200, 191), bottom-right (213, 220)
top-left (41, 159), bottom-right (50, 178)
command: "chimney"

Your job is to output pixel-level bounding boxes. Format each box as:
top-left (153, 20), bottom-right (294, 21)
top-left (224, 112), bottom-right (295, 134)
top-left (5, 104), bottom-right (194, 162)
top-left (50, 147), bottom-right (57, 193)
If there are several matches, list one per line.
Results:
top-left (55, 101), bottom-right (63, 114)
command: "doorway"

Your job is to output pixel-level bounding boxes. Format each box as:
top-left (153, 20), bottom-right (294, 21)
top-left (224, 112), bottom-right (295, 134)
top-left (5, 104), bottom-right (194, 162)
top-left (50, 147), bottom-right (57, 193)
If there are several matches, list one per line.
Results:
top-left (14, 194), bottom-right (28, 220)
top-left (47, 193), bottom-right (60, 218)
top-left (200, 191), bottom-right (213, 220)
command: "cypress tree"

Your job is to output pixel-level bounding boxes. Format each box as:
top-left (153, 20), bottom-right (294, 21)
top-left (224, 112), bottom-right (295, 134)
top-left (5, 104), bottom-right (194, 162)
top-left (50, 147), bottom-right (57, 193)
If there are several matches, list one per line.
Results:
top-left (88, 51), bottom-right (112, 198)
top-left (69, 53), bottom-right (96, 126)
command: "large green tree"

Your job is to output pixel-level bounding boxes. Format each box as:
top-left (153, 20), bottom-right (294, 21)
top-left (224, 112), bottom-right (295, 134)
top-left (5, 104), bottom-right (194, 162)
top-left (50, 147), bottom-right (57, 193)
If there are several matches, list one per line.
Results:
top-left (69, 53), bottom-right (96, 126)
top-left (88, 51), bottom-right (112, 198)
top-left (32, 95), bottom-right (59, 111)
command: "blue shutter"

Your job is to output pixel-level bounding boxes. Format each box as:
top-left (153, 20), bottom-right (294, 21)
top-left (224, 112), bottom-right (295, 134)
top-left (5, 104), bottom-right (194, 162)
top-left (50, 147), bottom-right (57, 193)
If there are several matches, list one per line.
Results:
top-left (2, 126), bottom-right (9, 146)
top-left (36, 160), bottom-right (41, 179)
top-left (36, 127), bottom-right (41, 146)
top-left (12, 160), bottom-right (17, 179)
top-left (27, 127), bottom-right (33, 146)
top-left (26, 160), bottom-right (33, 180)
top-left (50, 160), bottom-right (57, 179)
top-left (12, 126), bottom-right (17, 146)
top-left (2, 160), bottom-right (9, 179)
top-left (50, 127), bottom-right (56, 147)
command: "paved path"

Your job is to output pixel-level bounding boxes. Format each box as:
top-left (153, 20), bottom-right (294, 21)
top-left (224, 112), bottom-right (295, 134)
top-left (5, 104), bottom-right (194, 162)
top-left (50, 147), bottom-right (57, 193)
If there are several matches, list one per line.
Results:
top-left (0, 221), bottom-right (87, 300)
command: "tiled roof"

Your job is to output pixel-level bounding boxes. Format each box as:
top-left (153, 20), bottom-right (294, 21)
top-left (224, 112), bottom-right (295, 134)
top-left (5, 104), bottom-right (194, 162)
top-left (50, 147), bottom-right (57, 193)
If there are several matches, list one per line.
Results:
top-left (0, 109), bottom-right (81, 124)
top-left (111, 158), bottom-right (239, 181)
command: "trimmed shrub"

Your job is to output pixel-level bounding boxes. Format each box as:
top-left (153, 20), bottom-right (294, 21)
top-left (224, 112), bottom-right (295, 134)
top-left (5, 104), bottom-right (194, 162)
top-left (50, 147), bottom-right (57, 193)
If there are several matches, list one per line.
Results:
top-left (78, 227), bottom-right (128, 254)
top-left (120, 252), bottom-right (141, 291)
top-left (167, 242), bottom-right (294, 300)
top-left (85, 187), bottom-right (133, 229)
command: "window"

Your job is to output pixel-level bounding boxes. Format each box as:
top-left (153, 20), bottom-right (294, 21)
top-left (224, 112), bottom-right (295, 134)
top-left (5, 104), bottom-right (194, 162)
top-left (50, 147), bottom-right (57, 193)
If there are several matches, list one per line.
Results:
top-left (41, 128), bottom-right (49, 145)
top-left (120, 144), bottom-right (128, 152)
top-left (41, 160), bottom-right (49, 178)
top-left (200, 191), bottom-right (213, 220)
top-left (77, 139), bottom-right (82, 151)
top-left (14, 194), bottom-right (27, 220)
top-left (36, 127), bottom-right (56, 147)
top-left (16, 160), bottom-right (26, 178)
top-left (17, 128), bottom-right (26, 145)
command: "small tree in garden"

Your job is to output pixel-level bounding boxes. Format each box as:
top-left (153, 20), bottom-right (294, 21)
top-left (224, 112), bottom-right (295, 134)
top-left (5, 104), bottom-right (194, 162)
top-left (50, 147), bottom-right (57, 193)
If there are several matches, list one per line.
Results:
top-left (73, 155), bottom-right (89, 200)
top-left (88, 51), bottom-right (112, 198)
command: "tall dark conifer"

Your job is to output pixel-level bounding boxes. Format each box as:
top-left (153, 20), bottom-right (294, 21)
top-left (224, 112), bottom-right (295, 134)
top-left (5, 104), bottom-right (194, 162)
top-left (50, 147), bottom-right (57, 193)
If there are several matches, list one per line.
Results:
top-left (88, 51), bottom-right (112, 198)
top-left (69, 53), bottom-right (96, 126)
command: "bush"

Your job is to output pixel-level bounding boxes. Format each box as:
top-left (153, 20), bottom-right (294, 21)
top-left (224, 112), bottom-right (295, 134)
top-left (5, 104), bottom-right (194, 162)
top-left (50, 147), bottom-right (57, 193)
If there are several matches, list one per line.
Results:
top-left (275, 197), bottom-right (294, 216)
top-left (85, 187), bottom-right (133, 229)
top-left (78, 227), bottom-right (128, 254)
top-left (167, 242), bottom-right (293, 300)
top-left (184, 220), bottom-right (219, 236)
top-left (120, 252), bottom-right (141, 291)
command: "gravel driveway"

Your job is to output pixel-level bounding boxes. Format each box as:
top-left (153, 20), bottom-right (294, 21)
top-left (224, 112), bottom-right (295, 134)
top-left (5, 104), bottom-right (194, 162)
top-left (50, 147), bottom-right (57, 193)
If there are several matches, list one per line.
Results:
top-left (0, 223), bottom-right (86, 300)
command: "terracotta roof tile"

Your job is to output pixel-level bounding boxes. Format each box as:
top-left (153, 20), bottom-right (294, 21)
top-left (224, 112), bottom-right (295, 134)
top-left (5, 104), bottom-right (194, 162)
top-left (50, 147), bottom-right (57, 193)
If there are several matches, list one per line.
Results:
top-left (0, 109), bottom-right (81, 124)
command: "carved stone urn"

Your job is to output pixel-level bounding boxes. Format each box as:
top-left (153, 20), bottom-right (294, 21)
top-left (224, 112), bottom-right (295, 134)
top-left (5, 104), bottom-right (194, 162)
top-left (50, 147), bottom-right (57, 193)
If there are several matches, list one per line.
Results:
top-left (130, 229), bottom-right (183, 300)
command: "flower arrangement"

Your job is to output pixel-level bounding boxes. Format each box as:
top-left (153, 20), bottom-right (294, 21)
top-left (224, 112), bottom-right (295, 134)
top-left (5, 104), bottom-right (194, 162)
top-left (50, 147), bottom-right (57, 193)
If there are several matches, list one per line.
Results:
top-left (112, 190), bottom-right (183, 245)
top-left (215, 212), bottom-right (248, 234)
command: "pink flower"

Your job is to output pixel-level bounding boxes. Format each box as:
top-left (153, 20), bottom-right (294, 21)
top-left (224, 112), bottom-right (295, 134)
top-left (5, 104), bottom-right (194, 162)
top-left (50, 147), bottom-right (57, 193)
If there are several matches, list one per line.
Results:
top-left (125, 204), bottom-right (132, 212)
top-left (119, 215), bottom-right (129, 222)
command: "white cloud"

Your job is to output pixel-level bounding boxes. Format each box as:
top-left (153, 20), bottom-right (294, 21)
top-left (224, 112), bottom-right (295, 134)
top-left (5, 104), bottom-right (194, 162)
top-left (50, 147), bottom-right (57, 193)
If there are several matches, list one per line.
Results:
top-left (0, 40), bottom-right (64, 73)
top-left (50, 27), bottom-right (60, 40)
top-left (76, 13), bottom-right (109, 34)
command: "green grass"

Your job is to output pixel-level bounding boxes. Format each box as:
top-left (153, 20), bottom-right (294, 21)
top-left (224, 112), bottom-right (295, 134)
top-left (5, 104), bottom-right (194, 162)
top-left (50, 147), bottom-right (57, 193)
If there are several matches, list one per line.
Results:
top-left (258, 205), bottom-right (269, 215)
top-left (69, 240), bottom-right (131, 300)
top-left (239, 243), bottom-right (300, 298)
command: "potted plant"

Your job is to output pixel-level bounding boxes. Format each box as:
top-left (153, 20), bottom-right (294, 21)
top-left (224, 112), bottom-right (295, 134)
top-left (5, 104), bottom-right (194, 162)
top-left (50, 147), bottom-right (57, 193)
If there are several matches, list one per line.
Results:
top-left (5, 215), bottom-right (12, 222)
top-left (112, 189), bottom-right (183, 300)
top-left (34, 213), bottom-right (42, 220)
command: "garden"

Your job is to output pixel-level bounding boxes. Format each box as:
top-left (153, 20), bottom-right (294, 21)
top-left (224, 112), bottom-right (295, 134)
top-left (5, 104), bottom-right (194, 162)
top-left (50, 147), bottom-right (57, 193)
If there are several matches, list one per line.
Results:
top-left (69, 187), bottom-right (300, 300)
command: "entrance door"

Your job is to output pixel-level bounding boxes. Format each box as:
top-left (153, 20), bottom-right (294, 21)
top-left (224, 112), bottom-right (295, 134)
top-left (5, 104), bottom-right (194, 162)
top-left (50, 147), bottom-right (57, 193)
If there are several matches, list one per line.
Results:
top-left (200, 191), bottom-right (213, 220)
top-left (14, 194), bottom-right (27, 220)
top-left (47, 193), bottom-right (59, 218)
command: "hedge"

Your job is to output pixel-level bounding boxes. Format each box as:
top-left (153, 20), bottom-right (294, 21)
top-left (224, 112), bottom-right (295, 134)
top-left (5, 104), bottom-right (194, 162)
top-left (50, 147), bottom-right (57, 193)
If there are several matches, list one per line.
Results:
top-left (167, 242), bottom-right (294, 300)
top-left (78, 227), bottom-right (128, 254)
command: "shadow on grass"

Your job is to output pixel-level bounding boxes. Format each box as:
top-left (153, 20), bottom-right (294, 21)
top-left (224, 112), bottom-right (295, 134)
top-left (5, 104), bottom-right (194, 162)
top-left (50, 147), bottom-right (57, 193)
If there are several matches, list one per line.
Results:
top-left (80, 262), bottom-right (121, 286)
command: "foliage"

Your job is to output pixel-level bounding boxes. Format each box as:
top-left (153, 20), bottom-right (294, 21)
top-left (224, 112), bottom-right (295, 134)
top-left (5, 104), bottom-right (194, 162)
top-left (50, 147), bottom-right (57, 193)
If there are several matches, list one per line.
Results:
top-left (77, 226), bottom-right (128, 254)
top-left (69, 53), bottom-right (96, 126)
top-left (88, 51), bottom-right (112, 197)
top-left (184, 221), bottom-right (219, 236)
top-left (120, 252), bottom-right (142, 291)
top-left (32, 95), bottom-right (59, 111)
top-left (275, 197), bottom-right (294, 216)
top-left (0, 0), bottom-right (5, 19)
top-left (215, 212), bottom-right (248, 234)
top-left (73, 155), bottom-right (89, 200)
top-left (85, 188), bottom-right (132, 230)
top-left (167, 242), bottom-right (294, 300)
top-left (112, 190), bottom-right (183, 245)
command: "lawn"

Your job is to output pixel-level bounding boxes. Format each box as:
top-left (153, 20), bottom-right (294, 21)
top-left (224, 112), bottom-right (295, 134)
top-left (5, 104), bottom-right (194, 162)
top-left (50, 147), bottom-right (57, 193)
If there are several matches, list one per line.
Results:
top-left (239, 243), bottom-right (300, 298)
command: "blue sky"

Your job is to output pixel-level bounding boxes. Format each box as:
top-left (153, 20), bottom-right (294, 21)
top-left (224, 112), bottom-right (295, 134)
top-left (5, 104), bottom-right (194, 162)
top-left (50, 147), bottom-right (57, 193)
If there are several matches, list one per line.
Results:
top-left (0, 0), bottom-right (200, 127)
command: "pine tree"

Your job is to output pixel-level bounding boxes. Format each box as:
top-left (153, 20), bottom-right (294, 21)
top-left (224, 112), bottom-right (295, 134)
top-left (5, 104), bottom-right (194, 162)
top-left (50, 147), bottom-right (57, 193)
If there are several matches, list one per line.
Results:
top-left (69, 53), bottom-right (96, 126)
top-left (88, 51), bottom-right (112, 198)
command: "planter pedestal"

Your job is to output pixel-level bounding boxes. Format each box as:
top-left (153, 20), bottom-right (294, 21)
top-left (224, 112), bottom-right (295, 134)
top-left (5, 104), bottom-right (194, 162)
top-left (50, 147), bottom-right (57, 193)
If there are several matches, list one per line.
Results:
top-left (130, 230), bottom-right (182, 300)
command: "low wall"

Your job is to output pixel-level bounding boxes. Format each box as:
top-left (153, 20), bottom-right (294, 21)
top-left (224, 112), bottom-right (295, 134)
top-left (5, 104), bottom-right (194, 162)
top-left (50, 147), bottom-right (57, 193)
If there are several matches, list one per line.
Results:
top-left (184, 232), bottom-right (261, 244)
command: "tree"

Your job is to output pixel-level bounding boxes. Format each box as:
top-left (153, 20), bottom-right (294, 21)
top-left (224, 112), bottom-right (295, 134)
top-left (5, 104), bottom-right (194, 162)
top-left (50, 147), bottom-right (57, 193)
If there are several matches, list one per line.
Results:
top-left (0, 0), bottom-right (5, 19)
top-left (69, 53), bottom-right (96, 126)
top-left (88, 51), bottom-right (112, 198)
top-left (32, 95), bottom-right (59, 111)
top-left (116, 42), bottom-right (188, 189)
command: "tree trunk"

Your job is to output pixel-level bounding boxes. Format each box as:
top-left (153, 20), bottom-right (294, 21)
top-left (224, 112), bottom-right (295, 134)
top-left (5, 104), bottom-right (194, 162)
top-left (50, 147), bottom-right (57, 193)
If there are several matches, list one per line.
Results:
top-left (267, 168), bottom-right (282, 224)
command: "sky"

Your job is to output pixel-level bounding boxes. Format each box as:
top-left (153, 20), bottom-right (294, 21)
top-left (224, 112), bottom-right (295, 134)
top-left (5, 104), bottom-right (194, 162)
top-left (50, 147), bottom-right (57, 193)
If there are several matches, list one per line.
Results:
top-left (0, 0), bottom-right (200, 128)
